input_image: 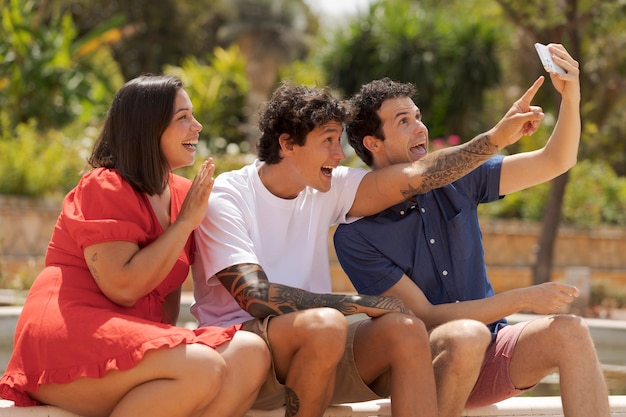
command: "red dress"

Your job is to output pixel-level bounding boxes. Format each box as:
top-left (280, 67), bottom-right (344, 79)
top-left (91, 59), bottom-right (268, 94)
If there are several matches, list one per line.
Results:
top-left (0, 168), bottom-right (240, 406)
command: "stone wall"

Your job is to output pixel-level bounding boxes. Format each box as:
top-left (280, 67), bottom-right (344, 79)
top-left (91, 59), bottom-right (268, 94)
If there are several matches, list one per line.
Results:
top-left (2, 196), bottom-right (626, 295)
top-left (329, 221), bottom-right (626, 296)
top-left (0, 196), bottom-right (60, 289)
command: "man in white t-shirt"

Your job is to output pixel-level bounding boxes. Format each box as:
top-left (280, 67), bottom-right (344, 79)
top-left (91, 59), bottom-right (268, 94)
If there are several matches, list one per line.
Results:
top-left (192, 81), bottom-right (546, 417)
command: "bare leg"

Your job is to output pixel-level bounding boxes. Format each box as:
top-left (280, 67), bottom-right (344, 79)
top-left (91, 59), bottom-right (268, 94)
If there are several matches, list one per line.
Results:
top-left (353, 313), bottom-right (437, 417)
top-left (509, 315), bottom-right (609, 417)
top-left (201, 330), bottom-right (271, 417)
top-left (267, 308), bottom-right (348, 417)
top-left (429, 319), bottom-right (491, 417)
top-left (32, 343), bottom-right (227, 417)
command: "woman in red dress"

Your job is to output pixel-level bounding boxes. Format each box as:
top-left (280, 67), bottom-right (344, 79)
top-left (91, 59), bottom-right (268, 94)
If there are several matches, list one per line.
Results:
top-left (0, 75), bottom-right (270, 417)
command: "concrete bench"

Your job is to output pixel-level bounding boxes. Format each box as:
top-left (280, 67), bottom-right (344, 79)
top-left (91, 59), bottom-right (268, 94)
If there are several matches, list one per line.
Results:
top-left (2, 396), bottom-right (626, 416)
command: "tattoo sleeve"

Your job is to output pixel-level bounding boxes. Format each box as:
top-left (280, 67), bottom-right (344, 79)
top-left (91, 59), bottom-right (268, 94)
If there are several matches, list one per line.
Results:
top-left (401, 133), bottom-right (498, 198)
top-left (216, 263), bottom-right (411, 318)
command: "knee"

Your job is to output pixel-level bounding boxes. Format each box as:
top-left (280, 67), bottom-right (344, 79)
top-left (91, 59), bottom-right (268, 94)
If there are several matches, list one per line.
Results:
top-left (234, 330), bottom-right (271, 373)
top-left (187, 343), bottom-right (228, 383)
top-left (549, 314), bottom-right (594, 347)
top-left (181, 344), bottom-right (228, 404)
top-left (228, 331), bottom-right (271, 390)
top-left (431, 319), bottom-right (491, 367)
top-left (378, 313), bottom-right (431, 357)
top-left (293, 308), bottom-right (348, 358)
top-left (444, 319), bottom-right (491, 351)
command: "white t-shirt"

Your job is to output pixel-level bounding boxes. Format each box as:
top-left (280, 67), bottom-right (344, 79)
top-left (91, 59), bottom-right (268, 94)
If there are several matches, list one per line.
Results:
top-left (192, 160), bottom-right (368, 327)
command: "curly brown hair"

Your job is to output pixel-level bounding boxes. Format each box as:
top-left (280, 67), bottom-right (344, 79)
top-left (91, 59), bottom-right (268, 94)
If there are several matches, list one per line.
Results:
top-left (346, 78), bottom-right (416, 167)
top-left (257, 81), bottom-right (349, 165)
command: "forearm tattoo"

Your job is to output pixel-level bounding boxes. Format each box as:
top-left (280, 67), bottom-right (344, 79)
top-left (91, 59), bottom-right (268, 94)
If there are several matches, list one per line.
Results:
top-left (285, 386), bottom-right (300, 417)
top-left (217, 264), bottom-right (278, 317)
top-left (402, 133), bottom-right (497, 198)
top-left (217, 263), bottom-right (410, 317)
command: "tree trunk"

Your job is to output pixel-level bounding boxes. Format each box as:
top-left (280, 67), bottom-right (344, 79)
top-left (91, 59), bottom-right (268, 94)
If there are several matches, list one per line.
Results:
top-left (532, 171), bottom-right (569, 284)
top-left (237, 33), bottom-right (283, 151)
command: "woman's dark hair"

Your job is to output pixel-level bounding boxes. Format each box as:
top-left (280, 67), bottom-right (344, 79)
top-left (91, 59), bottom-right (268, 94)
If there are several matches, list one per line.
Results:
top-left (88, 74), bottom-right (183, 195)
top-left (257, 81), bottom-right (348, 165)
top-left (346, 78), bottom-right (416, 167)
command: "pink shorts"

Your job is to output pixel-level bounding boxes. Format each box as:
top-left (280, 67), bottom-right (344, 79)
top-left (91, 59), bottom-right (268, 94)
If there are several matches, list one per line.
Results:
top-left (465, 321), bottom-right (536, 408)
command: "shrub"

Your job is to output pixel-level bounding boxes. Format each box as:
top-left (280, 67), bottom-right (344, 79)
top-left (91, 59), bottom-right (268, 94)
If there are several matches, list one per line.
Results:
top-left (478, 159), bottom-right (626, 226)
top-left (165, 45), bottom-right (249, 154)
top-left (0, 119), bottom-right (95, 197)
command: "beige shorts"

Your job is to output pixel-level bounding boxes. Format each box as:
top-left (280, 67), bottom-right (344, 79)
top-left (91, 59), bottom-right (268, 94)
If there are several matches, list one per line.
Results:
top-left (242, 314), bottom-right (390, 410)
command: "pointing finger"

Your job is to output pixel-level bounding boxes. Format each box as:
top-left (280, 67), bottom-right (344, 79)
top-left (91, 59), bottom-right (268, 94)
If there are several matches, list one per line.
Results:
top-left (519, 76), bottom-right (545, 105)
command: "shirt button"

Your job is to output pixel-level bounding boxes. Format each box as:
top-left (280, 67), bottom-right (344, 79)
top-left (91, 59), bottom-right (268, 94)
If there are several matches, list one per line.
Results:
top-left (410, 205), bottom-right (416, 210)
top-left (442, 270), bottom-right (449, 276)
top-left (421, 208), bottom-right (426, 213)
top-left (400, 210), bottom-right (405, 215)
top-left (429, 238), bottom-right (436, 244)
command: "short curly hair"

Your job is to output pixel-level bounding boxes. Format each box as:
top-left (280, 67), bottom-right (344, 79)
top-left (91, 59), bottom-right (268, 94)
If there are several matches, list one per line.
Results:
top-left (257, 81), bottom-right (349, 165)
top-left (346, 78), bottom-right (416, 167)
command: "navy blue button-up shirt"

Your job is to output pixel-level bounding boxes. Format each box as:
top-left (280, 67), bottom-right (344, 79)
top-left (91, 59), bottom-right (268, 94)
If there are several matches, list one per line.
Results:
top-left (334, 155), bottom-right (507, 335)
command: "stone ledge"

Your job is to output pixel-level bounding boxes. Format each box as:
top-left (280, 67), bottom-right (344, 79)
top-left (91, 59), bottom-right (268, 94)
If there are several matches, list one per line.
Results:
top-left (2, 397), bottom-right (626, 417)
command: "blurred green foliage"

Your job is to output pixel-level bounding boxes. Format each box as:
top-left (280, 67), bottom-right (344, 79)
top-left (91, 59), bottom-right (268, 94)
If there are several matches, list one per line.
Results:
top-left (165, 45), bottom-right (250, 154)
top-left (0, 0), bottom-right (625, 230)
top-left (45, 0), bottom-right (228, 79)
top-left (0, 0), bottom-right (123, 197)
top-left (0, 0), bottom-right (123, 132)
top-left (591, 280), bottom-right (626, 309)
top-left (479, 159), bottom-right (626, 226)
top-left (0, 118), bottom-right (95, 197)
top-left (322, 0), bottom-right (502, 140)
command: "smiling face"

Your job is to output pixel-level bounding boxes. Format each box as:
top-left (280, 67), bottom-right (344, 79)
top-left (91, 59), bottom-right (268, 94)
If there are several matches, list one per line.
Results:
top-left (160, 88), bottom-right (203, 171)
top-left (288, 120), bottom-right (345, 194)
top-left (374, 96), bottom-right (429, 168)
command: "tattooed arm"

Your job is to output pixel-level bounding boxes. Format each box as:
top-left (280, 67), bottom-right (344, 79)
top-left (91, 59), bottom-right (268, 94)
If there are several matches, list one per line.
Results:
top-left (217, 263), bottom-right (412, 318)
top-left (348, 78), bottom-right (547, 218)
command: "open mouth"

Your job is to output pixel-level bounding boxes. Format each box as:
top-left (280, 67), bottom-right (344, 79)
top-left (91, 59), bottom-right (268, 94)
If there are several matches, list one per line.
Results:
top-left (321, 166), bottom-right (334, 177)
top-left (182, 141), bottom-right (197, 151)
top-left (410, 143), bottom-right (427, 158)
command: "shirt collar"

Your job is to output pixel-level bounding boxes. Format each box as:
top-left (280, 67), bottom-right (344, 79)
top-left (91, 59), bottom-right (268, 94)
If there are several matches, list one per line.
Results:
top-left (387, 198), bottom-right (419, 216)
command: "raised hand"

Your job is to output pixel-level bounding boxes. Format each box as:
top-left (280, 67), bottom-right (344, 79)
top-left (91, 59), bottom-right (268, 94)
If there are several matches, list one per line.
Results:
top-left (545, 43), bottom-right (581, 101)
top-left (178, 158), bottom-right (216, 229)
top-left (489, 76), bottom-right (546, 147)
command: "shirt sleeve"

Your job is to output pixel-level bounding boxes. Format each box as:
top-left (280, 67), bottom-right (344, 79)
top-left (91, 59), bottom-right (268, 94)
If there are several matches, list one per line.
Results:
top-left (456, 155), bottom-right (505, 204)
top-left (62, 169), bottom-right (153, 251)
top-left (194, 184), bottom-right (259, 286)
top-left (333, 224), bottom-right (405, 295)
top-left (331, 166), bottom-right (369, 225)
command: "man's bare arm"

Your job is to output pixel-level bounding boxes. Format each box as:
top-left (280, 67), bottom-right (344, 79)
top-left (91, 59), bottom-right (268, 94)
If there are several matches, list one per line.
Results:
top-left (350, 78), bottom-right (547, 217)
top-left (216, 263), bottom-right (412, 318)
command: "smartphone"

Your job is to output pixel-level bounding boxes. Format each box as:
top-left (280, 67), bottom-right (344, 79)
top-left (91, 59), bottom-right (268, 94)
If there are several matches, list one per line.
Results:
top-left (534, 43), bottom-right (566, 74)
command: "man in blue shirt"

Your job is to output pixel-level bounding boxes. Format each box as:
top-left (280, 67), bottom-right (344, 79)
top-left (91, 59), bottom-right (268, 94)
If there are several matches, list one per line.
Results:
top-left (334, 44), bottom-right (609, 417)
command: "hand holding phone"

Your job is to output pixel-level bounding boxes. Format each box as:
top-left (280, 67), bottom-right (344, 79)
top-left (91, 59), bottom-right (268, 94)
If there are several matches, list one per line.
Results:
top-left (534, 43), bottom-right (566, 75)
